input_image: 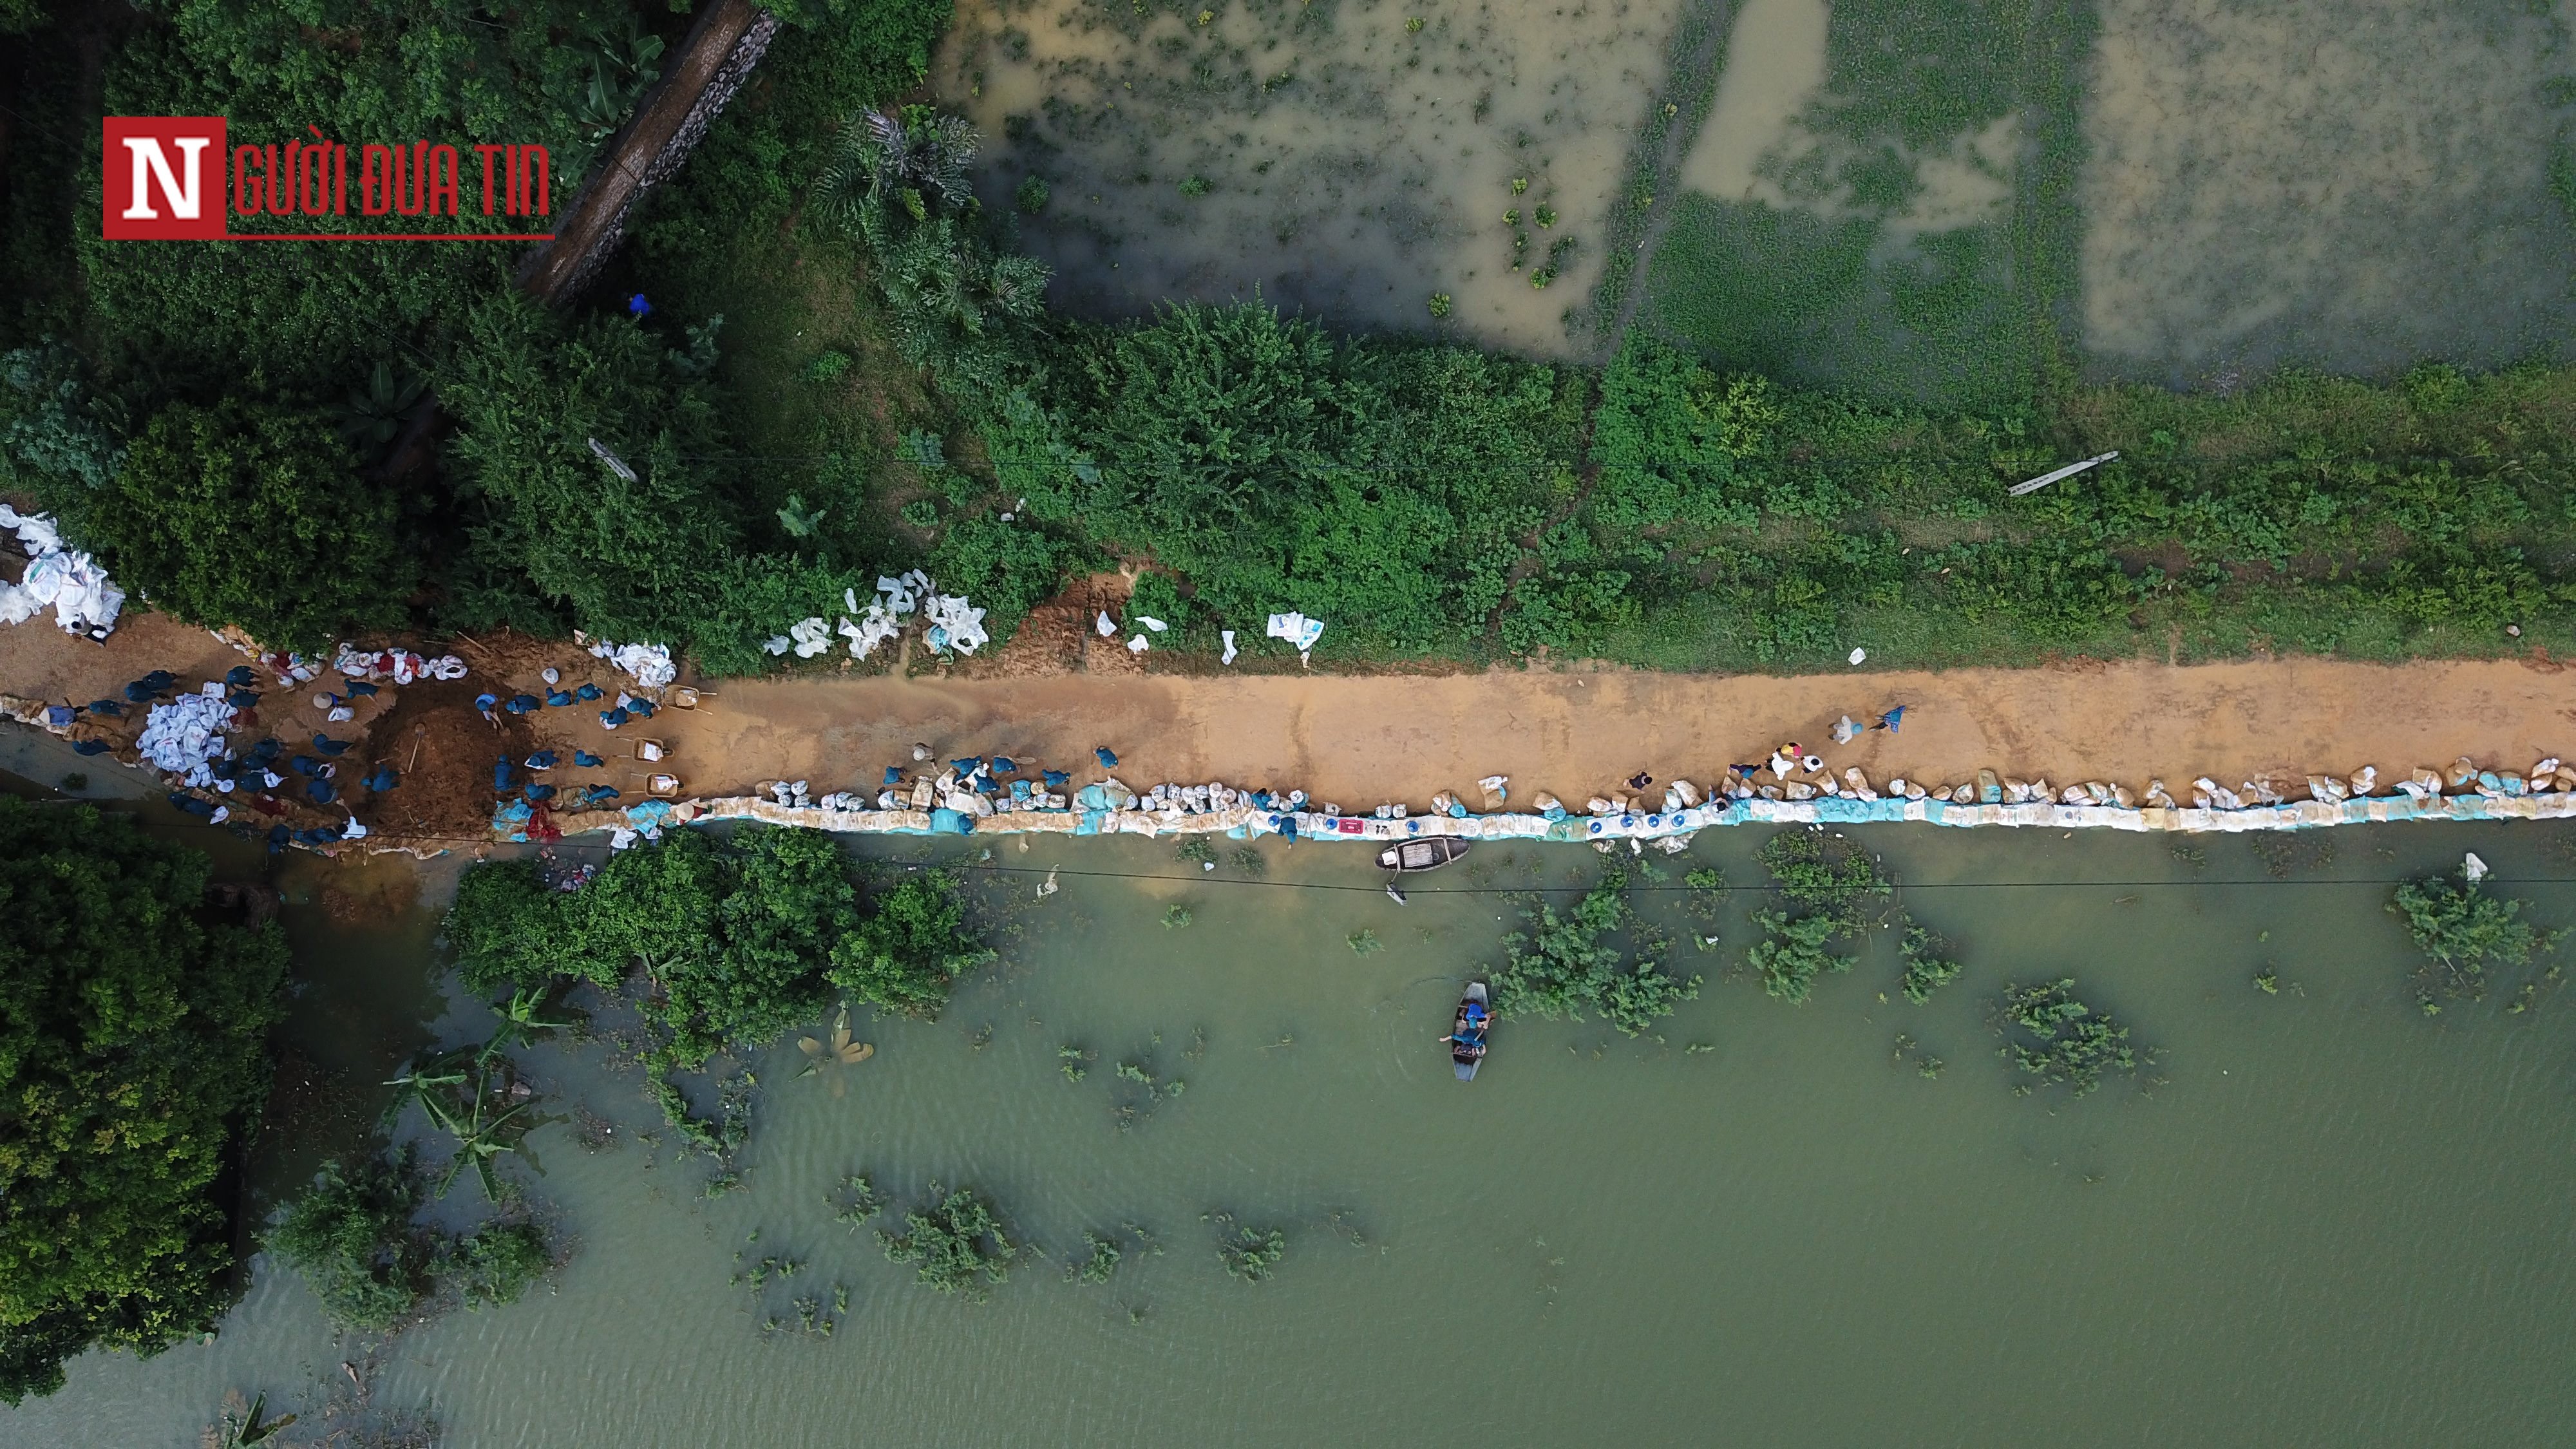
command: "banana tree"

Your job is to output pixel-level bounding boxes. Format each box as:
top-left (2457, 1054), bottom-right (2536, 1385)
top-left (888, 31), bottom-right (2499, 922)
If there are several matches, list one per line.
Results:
top-left (797, 1003), bottom-right (875, 1099)
top-left (388, 1048), bottom-right (537, 1201)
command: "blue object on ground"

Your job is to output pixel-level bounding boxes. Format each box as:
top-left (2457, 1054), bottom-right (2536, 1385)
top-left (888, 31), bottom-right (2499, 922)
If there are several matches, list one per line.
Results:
top-left (493, 755), bottom-right (514, 791)
top-left (71, 739), bottom-right (110, 755)
top-left (267, 824), bottom-right (290, 853)
top-left (1879, 705), bottom-right (1906, 733)
top-left (296, 827), bottom-right (337, 846)
top-left (525, 782), bottom-right (556, 802)
top-left (506, 694), bottom-right (541, 714)
top-left (526, 750), bottom-right (558, 770)
top-left (573, 750), bottom-right (605, 768)
top-left (305, 779), bottom-right (337, 806)
top-left (582, 785), bottom-right (620, 804)
top-left (575, 683), bottom-right (603, 701)
top-left (167, 792), bottom-right (216, 819)
top-left (44, 706), bottom-right (73, 727)
top-left (884, 766), bottom-right (904, 785)
top-left (290, 755), bottom-right (325, 777)
top-left (343, 678), bottom-right (379, 696)
top-left (1095, 746), bottom-right (1119, 768)
top-left (1043, 769), bottom-right (1068, 788)
top-left (600, 707), bottom-right (630, 728)
top-left (546, 689), bottom-right (574, 706)
top-left (951, 757), bottom-right (982, 773)
top-left (86, 699), bottom-right (121, 717)
top-left (364, 766), bottom-right (399, 792)
top-left (992, 757), bottom-right (1018, 773)
top-left (226, 665), bottom-right (256, 688)
top-left (629, 698), bottom-right (655, 718)
top-left (227, 689), bottom-right (258, 708)
top-left (312, 734), bottom-right (350, 756)
top-left (627, 292), bottom-right (651, 317)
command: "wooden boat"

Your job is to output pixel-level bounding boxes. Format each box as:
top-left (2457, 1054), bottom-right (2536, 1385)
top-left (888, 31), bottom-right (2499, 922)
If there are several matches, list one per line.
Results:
top-left (1378, 837), bottom-right (1470, 872)
top-left (1447, 981), bottom-right (1490, 1081)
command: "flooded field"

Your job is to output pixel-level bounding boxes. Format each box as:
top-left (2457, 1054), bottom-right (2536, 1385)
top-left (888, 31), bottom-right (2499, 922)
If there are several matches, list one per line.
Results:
top-left (1628, 0), bottom-right (2052, 402)
top-left (2080, 0), bottom-right (2576, 386)
top-left (932, 0), bottom-right (1692, 354)
top-left (10, 806), bottom-right (2576, 1447)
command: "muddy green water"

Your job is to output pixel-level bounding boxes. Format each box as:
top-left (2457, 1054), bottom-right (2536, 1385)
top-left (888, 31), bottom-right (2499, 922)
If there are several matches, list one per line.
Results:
top-left (9, 814), bottom-right (2576, 1447)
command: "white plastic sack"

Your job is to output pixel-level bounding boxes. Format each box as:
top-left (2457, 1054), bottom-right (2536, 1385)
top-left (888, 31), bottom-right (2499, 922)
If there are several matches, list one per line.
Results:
top-left (1096, 611), bottom-right (1119, 636)
top-left (1266, 612), bottom-right (1325, 652)
top-left (922, 593), bottom-right (988, 655)
top-left (1221, 629), bottom-right (1238, 664)
top-left (1137, 616), bottom-right (1168, 632)
top-left (588, 639), bottom-right (677, 687)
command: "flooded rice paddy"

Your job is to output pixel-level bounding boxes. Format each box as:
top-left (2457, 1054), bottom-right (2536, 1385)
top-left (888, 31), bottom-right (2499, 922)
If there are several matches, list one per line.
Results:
top-left (10, 803), bottom-right (2576, 1447)
top-left (2079, 0), bottom-right (2576, 386)
top-left (935, 0), bottom-right (1691, 355)
top-left (949, 0), bottom-right (2576, 396)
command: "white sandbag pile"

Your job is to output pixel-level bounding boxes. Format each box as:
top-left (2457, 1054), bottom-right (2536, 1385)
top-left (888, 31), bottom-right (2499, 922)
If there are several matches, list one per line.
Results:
top-left (0, 504), bottom-right (122, 636)
top-left (136, 685), bottom-right (234, 772)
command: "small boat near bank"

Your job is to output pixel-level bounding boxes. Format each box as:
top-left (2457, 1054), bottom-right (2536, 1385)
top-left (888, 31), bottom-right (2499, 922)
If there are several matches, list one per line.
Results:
top-left (1379, 837), bottom-right (1470, 873)
top-left (1446, 981), bottom-right (1490, 1081)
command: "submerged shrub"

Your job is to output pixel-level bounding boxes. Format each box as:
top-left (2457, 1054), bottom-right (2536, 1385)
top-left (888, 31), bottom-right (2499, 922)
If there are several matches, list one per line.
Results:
top-left (1488, 871), bottom-right (1701, 1034)
top-left (267, 1151), bottom-right (430, 1333)
top-left (1996, 979), bottom-right (2138, 1097)
top-left (879, 1188), bottom-right (1018, 1297)
top-left (2389, 872), bottom-right (2562, 1013)
top-left (1898, 922), bottom-right (1962, 1003)
top-left (1217, 1226), bottom-right (1285, 1282)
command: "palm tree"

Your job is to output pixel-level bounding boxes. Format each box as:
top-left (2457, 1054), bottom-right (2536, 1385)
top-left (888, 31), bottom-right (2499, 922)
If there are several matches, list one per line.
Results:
top-left (814, 106), bottom-right (981, 238)
top-left (797, 1003), bottom-right (874, 1098)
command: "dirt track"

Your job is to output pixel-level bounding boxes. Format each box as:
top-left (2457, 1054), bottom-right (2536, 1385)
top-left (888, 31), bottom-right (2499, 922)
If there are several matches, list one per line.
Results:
top-left (14, 600), bottom-right (2576, 838)
top-left (638, 656), bottom-right (2576, 813)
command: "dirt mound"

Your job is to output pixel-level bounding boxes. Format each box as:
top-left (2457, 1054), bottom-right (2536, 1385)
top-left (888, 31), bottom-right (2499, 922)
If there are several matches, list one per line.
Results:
top-left (357, 679), bottom-right (529, 842)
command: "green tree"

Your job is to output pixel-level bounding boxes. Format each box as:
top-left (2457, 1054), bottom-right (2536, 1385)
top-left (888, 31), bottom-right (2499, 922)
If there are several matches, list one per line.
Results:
top-left (265, 1151), bottom-right (428, 1333)
top-left (2389, 871), bottom-right (2562, 1012)
top-left (439, 295), bottom-right (743, 641)
top-left (828, 870), bottom-right (995, 1019)
top-left (0, 800), bottom-right (289, 1402)
top-left (77, 397), bottom-right (408, 650)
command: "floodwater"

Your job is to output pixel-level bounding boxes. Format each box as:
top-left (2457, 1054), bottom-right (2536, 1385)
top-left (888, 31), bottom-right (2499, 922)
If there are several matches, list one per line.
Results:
top-left (10, 816), bottom-right (2576, 1447)
top-left (933, 0), bottom-right (1693, 354)
top-left (2079, 0), bottom-right (2576, 384)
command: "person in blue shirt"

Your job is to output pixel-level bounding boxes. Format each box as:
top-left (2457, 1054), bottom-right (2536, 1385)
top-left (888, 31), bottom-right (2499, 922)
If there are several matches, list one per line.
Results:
top-left (884, 766), bottom-right (905, 786)
top-left (306, 779), bottom-right (337, 806)
top-left (476, 692), bottom-right (500, 724)
top-left (575, 682), bottom-right (604, 701)
top-left (526, 750), bottom-right (558, 770)
top-left (525, 782), bottom-right (556, 802)
top-left (343, 679), bottom-right (379, 697)
top-left (226, 665), bottom-right (256, 688)
top-left (1043, 769), bottom-right (1069, 788)
top-left (85, 698), bottom-right (122, 717)
top-left (1095, 746), bottom-right (1119, 768)
top-left (546, 688), bottom-right (575, 707)
top-left (506, 694), bottom-right (542, 715)
top-left (573, 749), bottom-right (606, 768)
top-left (599, 706), bottom-right (630, 728)
top-left (363, 766), bottom-right (399, 793)
top-left (312, 733), bottom-right (350, 756)
top-left (1874, 705), bottom-right (1907, 734)
top-left (493, 755), bottom-right (515, 791)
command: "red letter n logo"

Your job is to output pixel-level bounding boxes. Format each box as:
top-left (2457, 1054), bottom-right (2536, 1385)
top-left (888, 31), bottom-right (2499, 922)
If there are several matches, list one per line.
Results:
top-left (102, 117), bottom-right (227, 239)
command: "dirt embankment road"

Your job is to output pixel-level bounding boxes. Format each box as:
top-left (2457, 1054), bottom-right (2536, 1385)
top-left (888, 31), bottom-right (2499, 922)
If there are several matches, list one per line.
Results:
top-left (646, 657), bottom-right (2576, 810)
top-left (12, 600), bottom-right (2576, 834)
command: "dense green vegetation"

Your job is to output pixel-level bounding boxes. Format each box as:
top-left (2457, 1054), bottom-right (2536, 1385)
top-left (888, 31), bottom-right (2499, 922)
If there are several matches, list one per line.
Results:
top-left (2389, 872), bottom-right (2564, 1014)
top-left (1487, 871), bottom-right (1702, 1034)
top-left (446, 830), bottom-right (990, 1144)
top-left (0, 800), bottom-right (288, 1403)
top-left (9, 0), bottom-right (2576, 674)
